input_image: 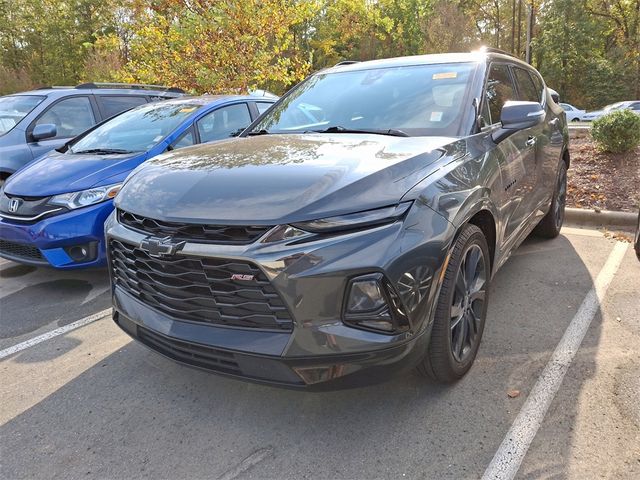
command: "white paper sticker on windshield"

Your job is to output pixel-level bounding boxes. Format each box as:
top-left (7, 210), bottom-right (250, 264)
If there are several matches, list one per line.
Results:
top-left (153, 135), bottom-right (163, 142)
top-left (430, 111), bottom-right (443, 122)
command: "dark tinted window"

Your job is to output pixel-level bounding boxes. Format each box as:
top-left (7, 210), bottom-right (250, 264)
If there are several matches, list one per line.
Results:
top-left (99, 95), bottom-right (147, 118)
top-left (630, 102), bottom-right (640, 111)
top-left (197, 103), bottom-right (251, 143)
top-left (513, 67), bottom-right (540, 103)
top-left (256, 102), bottom-right (273, 115)
top-left (486, 64), bottom-right (517, 124)
top-left (36, 96), bottom-right (95, 138)
top-left (529, 71), bottom-right (544, 102)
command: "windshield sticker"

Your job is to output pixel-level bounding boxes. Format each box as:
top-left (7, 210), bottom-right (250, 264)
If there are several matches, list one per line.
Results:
top-left (153, 135), bottom-right (163, 142)
top-left (179, 107), bottom-right (197, 113)
top-left (433, 72), bottom-right (458, 80)
top-left (430, 111), bottom-right (443, 122)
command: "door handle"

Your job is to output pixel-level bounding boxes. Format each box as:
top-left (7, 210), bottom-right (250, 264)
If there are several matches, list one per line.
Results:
top-left (526, 136), bottom-right (536, 147)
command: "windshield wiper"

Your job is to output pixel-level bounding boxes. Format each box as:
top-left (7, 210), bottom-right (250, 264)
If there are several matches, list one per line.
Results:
top-left (71, 148), bottom-right (135, 155)
top-left (247, 129), bottom-right (270, 136)
top-left (309, 126), bottom-right (410, 137)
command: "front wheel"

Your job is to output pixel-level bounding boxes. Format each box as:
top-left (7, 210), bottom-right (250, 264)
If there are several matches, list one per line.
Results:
top-left (535, 161), bottom-right (567, 238)
top-left (418, 223), bottom-right (490, 383)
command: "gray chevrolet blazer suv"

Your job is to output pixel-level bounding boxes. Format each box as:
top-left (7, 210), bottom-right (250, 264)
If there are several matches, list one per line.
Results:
top-left (106, 51), bottom-right (569, 389)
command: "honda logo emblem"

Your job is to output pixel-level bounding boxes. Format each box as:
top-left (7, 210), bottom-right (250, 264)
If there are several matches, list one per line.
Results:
top-left (7, 198), bottom-right (21, 214)
top-left (139, 236), bottom-right (185, 257)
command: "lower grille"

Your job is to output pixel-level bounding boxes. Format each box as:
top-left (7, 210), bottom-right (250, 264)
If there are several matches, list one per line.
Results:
top-left (0, 239), bottom-right (44, 261)
top-left (137, 325), bottom-right (241, 374)
top-left (109, 239), bottom-right (294, 331)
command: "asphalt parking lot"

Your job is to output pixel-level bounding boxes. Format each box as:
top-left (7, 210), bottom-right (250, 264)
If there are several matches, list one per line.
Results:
top-left (1, 226), bottom-right (638, 480)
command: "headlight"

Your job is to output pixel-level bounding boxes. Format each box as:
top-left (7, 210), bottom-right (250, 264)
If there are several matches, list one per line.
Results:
top-left (292, 202), bottom-right (412, 233)
top-left (49, 183), bottom-right (122, 210)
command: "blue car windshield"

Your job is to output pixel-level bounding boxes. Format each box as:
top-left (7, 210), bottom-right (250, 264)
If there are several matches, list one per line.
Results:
top-left (252, 62), bottom-right (476, 137)
top-left (0, 95), bottom-right (45, 136)
top-left (70, 102), bottom-right (203, 154)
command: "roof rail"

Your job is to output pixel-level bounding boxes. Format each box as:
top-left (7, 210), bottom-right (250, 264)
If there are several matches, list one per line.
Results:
top-left (75, 82), bottom-right (186, 93)
top-left (34, 86), bottom-right (75, 90)
top-left (334, 61), bottom-right (360, 67)
top-left (475, 46), bottom-right (517, 58)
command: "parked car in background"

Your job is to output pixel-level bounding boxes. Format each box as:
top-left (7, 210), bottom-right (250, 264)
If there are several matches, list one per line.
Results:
top-left (106, 51), bottom-right (569, 389)
top-left (560, 103), bottom-right (586, 122)
top-left (582, 100), bottom-right (640, 121)
top-left (0, 94), bottom-right (276, 269)
top-left (0, 83), bottom-right (185, 184)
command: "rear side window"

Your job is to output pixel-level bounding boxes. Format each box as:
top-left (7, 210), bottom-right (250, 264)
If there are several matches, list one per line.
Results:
top-left (513, 67), bottom-right (540, 103)
top-left (485, 64), bottom-right (517, 124)
top-left (98, 96), bottom-right (147, 119)
top-left (197, 103), bottom-right (252, 143)
top-left (35, 96), bottom-right (95, 138)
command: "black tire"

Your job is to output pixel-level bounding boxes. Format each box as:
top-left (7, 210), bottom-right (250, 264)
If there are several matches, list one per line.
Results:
top-left (418, 223), bottom-right (490, 383)
top-left (534, 161), bottom-right (567, 238)
top-left (571, 118), bottom-right (581, 122)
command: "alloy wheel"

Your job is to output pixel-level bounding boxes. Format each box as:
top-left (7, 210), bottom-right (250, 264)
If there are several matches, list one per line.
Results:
top-left (450, 244), bottom-right (487, 363)
top-left (554, 166), bottom-right (567, 229)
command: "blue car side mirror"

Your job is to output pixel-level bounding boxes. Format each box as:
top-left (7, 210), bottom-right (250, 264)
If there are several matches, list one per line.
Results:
top-left (32, 124), bottom-right (57, 142)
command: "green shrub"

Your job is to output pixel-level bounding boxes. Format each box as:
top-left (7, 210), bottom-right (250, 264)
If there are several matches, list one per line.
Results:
top-left (591, 109), bottom-right (640, 153)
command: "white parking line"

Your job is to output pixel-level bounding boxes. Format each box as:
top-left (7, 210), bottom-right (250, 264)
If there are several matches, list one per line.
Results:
top-left (482, 241), bottom-right (628, 480)
top-left (0, 308), bottom-right (111, 360)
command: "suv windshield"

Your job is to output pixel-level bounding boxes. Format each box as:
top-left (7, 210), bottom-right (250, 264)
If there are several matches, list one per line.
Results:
top-left (0, 95), bottom-right (45, 136)
top-left (252, 63), bottom-right (476, 137)
top-left (69, 102), bottom-right (203, 154)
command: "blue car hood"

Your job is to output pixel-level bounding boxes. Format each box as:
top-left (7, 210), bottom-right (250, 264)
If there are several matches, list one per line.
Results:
top-left (5, 150), bottom-right (145, 197)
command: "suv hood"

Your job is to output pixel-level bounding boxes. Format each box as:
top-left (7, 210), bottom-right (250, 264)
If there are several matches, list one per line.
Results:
top-left (116, 134), bottom-right (457, 224)
top-left (5, 150), bottom-right (143, 197)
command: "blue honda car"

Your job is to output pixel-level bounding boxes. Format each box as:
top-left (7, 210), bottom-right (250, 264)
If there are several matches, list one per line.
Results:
top-left (0, 95), bottom-right (276, 268)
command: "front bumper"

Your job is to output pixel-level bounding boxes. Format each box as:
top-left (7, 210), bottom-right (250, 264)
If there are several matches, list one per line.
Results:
top-left (0, 200), bottom-right (114, 268)
top-left (107, 203), bottom-right (453, 388)
top-left (114, 305), bottom-right (431, 390)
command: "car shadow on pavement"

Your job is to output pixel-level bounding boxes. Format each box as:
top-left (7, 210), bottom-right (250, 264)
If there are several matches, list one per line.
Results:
top-left (0, 266), bottom-right (110, 347)
top-left (0, 233), bottom-right (612, 479)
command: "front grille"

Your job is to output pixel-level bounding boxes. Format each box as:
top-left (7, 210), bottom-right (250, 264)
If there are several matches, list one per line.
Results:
top-left (118, 210), bottom-right (271, 245)
top-left (137, 325), bottom-right (241, 375)
top-left (0, 239), bottom-right (44, 261)
top-left (110, 239), bottom-right (294, 331)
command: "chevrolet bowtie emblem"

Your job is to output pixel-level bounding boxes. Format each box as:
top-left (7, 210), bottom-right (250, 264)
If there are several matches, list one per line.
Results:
top-left (140, 236), bottom-right (185, 257)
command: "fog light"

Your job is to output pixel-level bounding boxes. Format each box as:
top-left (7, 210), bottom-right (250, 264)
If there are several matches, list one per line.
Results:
top-left (347, 278), bottom-right (386, 313)
top-left (344, 274), bottom-right (397, 333)
top-left (64, 242), bottom-right (98, 263)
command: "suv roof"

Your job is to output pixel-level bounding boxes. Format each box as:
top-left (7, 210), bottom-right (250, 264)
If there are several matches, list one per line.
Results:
top-left (325, 50), bottom-right (532, 74)
top-left (14, 83), bottom-right (185, 98)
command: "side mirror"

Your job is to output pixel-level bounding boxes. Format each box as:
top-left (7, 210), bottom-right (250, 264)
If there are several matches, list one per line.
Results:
top-left (492, 101), bottom-right (545, 143)
top-left (32, 124), bottom-right (57, 142)
top-left (548, 88), bottom-right (560, 103)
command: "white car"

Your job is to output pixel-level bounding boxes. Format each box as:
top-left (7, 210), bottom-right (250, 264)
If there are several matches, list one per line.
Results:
top-left (560, 103), bottom-right (586, 122)
top-left (582, 100), bottom-right (640, 121)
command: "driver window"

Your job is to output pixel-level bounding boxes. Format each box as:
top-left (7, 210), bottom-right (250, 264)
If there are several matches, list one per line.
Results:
top-left (485, 64), bottom-right (517, 125)
top-left (36, 96), bottom-right (95, 138)
top-left (197, 103), bottom-right (252, 143)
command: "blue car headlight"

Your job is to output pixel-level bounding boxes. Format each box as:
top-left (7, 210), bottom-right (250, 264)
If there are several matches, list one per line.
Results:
top-left (48, 183), bottom-right (122, 210)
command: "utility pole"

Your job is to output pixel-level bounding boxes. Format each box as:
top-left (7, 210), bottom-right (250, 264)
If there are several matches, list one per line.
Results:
top-left (511, 0), bottom-right (516, 54)
top-left (517, 0), bottom-right (522, 56)
top-left (525, 1), bottom-right (534, 64)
